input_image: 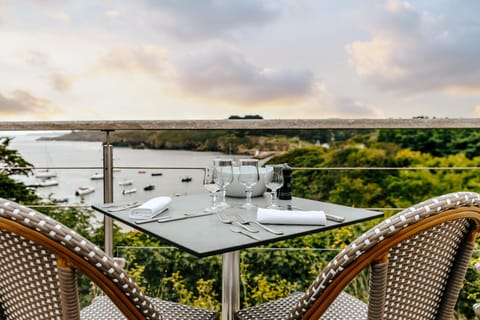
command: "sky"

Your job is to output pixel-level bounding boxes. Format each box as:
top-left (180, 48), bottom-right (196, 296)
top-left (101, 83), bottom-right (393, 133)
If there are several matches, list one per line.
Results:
top-left (0, 0), bottom-right (480, 121)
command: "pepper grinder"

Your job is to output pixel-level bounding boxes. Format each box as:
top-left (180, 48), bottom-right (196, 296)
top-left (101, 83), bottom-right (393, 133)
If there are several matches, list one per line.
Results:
top-left (278, 163), bottom-right (292, 200)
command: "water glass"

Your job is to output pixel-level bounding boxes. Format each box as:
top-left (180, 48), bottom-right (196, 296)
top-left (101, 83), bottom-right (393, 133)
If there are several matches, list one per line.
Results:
top-left (203, 167), bottom-right (220, 213)
top-left (238, 159), bottom-right (259, 209)
top-left (264, 165), bottom-right (284, 208)
top-left (214, 159), bottom-right (234, 209)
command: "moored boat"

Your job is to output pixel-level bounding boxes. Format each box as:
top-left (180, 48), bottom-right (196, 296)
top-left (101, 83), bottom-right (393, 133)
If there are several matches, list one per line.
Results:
top-left (122, 188), bottom-right (137, 195)
top-left (90, 173), bottom-right (104, 180)
top-left (118, 180), bottom-right (133, 186)
top-left (144, 184), bottom-right (155, 191)
top-left (151, 172), bottom-right (163, 176)
top-left (75, 186), bottom-right (95, 196)
top-left (35, 170), bottom-right (57, 179)
top-left (38, 179), bottom-right (59, 187)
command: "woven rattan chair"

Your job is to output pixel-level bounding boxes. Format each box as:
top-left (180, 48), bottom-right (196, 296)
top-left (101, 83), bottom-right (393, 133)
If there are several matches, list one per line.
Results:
top-left (235, 191), bottom-right (480, 320)
top-left (0, 198), bottom-right (219, 320)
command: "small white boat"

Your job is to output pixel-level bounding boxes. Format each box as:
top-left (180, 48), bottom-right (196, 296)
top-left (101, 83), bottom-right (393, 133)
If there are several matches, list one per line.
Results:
top-left (118, 180), bottom-right (133, 186)
top-left (75, 186), bottom-right (95, 196)
top-left (90, 173), bottom-right (104, 180)
top-left (36, 170), bottom-right (57, 179)
top-left (38, 179), bottom-right (59, 187)
top-left (122, 188), bottom-right (137, 195)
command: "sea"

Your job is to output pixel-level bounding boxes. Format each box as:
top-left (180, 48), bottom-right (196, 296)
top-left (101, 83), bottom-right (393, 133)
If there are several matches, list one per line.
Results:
top-left (8, 133), bottom-right (246, 206)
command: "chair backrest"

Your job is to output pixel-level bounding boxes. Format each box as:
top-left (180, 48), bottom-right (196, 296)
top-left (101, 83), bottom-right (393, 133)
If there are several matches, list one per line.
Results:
top-left (0, 198), bottom-right (159, 320)
top-left (289, 192), bottom-right (480, 320)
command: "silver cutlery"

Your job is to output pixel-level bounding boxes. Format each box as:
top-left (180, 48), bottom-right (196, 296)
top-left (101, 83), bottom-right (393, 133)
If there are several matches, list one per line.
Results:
top-left (101, 201), bottom-right (138, 209)
top-left (106, 202), bottom-right (142, 212)
top-left (287, 204), bottom-right (345, 222)
top-left (233, 214), bottom-right (283, 235)
top-left (217, 212), bottom-right (259, 233)
top-left (156, 212), bottom-right (214, 223)
top-left (230, 225), bottom-right (261, 240)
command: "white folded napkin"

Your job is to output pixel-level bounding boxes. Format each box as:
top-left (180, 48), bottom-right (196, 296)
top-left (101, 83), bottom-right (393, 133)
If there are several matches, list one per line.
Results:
top-left (129, 196), bottom-right (172, 219)
top-left (257, 208), bottom-right (326, 225)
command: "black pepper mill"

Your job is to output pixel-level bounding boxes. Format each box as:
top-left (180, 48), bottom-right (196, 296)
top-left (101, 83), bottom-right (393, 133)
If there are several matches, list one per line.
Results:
top-left (278, 163), bottom-right (292, 200)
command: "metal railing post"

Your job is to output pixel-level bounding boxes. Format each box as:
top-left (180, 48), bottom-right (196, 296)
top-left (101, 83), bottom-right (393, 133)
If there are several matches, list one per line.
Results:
top-left (103, 130), bottom-right (114, 256)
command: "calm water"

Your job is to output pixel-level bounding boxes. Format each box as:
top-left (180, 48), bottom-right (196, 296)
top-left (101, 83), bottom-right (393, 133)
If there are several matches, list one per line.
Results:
top-left (9, 134), bottom-right (245, 205)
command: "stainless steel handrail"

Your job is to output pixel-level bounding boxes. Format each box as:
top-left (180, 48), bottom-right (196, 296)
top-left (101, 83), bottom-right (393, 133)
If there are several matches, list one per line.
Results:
top-left (3, 118), bottom-right (480, 265)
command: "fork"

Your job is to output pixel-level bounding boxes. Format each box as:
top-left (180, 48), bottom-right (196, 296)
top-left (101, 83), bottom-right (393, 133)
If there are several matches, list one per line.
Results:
top-left (233, 214), bottom-right (284, 235)
top-left (217, 212), bottom-right (259, 233)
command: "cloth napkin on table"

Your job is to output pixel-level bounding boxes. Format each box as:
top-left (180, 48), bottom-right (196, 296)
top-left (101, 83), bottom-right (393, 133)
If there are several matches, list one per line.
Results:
top-left (129, 196), bottom-right (172, 219)
top-left (257, 208), bottom-right (326, 225)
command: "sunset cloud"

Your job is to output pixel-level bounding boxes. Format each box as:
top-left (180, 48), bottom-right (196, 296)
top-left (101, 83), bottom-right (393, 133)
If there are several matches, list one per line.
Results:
top-left (0, 90), bottom-right (64, 118)
top-left (0, 1), bottom-right (478, 121)
top-left (96, 45), bottom-right (171, 77)
top-left (346, 0), bottom-right (480, 94)
top-left (474, 106), bottom-right (480, 117)
top-left (144, 0), bottom-right (280, 39)
top-left (105, 10), bottom-right (120, 18)
top-left (47, 11), bottom-right (70, 23)
top-left (333, 97), bottom-right (381, 117)
top-left (50, 72), bottom-right (73, 92)
top-left (176, 48), bottom-right (314, 106)
top-left (21, 49), bottom-right (51, 67)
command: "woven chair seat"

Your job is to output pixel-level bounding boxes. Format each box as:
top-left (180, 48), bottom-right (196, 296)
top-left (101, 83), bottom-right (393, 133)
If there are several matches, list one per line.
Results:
top-left (80, 295), bottom-right (218, 320)
top-left (234, 192), bottom-right (480, 320)
top-left (0, 198), bottom-right (219, 320)
top-left (235, 291), bottom-right (367, 320)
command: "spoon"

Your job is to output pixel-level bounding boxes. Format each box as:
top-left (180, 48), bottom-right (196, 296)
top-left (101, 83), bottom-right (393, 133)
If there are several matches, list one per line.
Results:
top-left (230, 225), bottom-right (261, 240)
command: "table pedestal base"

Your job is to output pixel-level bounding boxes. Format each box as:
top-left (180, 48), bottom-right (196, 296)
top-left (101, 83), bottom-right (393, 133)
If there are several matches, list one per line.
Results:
top-left (222, 251), bottom-right (240, 320)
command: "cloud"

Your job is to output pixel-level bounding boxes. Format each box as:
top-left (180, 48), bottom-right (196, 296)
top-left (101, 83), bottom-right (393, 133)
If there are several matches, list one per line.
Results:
top-left (0, 90), bottom-right (64, 118)
top-left (105, 9), bottom-right (120, 18)
top-left (298, 83), bottom-right (381, 118)
top-left (47, 10), bottom-right (70, 23)
top-left (21, 49), bottom-right (51, 67)
top-left (474, 105), bottom-right (480, 116)
top-left (50, 72), bottom-right (73, 92)
top-left (18, 50), bottom-right (74, 92)
top-left (96, 45), bottom-right (170, 76)
top-left (0, 0), bottom-right (5, 24)
top-left (332, 97), bottom-right (381, 117)
top-left (176, 48), bottom-right (314, 106)
top-left (346, 0), bottom-right (480, 94)
top-left (144, 0), bottom-right (280, 39)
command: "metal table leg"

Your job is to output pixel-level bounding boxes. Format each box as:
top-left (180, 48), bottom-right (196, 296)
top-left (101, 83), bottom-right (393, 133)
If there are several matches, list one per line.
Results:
top-left (222, 251), bottom-right (240, 320)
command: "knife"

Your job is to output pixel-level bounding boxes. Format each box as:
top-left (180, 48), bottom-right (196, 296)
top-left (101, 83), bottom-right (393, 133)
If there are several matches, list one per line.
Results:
top-left (156, 212), bottom-right (215, 223)
top-left (287, 204), bottom-right (345, 222)
top-left (106, 202), bottom-right (141, 212)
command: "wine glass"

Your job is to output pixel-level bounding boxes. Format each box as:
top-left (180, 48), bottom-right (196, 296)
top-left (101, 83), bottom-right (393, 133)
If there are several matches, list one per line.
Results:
top-left (238, 159), bottom-right (259, 209)
top-left (264, 165), bottom-right (284, 208)
top-left (214, 159), bottom-right (234, 209)
top-left (203, 167), bottom-right (220, 213)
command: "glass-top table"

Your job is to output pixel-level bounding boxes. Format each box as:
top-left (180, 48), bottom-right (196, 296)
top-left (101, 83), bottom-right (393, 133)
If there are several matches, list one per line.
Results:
top-left (93, 193), bottom-right (383, 320)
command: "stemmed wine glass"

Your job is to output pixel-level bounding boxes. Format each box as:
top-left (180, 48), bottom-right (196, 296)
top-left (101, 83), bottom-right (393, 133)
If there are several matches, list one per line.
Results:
top-left (264, 165), bottom-right (284, 208)
top-left (238, 159), bottom-right (259, 209)
top-left (214, 159), bottom-right (234, 209)
top-left (203, 166), bottom-right (220, 213)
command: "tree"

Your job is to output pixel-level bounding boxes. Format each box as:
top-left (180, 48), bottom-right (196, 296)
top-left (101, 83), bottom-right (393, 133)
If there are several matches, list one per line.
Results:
top-left (0, 137), bottom-right (38, 203)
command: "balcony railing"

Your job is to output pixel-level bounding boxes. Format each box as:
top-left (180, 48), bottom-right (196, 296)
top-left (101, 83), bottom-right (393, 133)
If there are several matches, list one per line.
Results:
top-left (2, 118), bottom-right (480, 317)
top-left (2, 118), bottom-right (480, 249)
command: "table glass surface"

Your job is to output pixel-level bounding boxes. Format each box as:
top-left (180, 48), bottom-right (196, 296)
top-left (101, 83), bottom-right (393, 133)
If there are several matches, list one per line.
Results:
top-left (93, 193), bottom-right (383, 258)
